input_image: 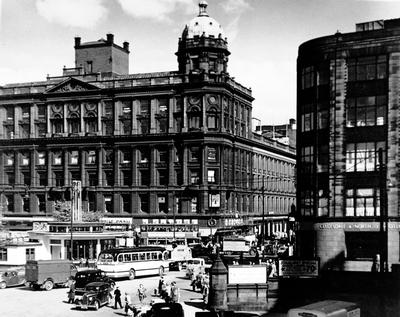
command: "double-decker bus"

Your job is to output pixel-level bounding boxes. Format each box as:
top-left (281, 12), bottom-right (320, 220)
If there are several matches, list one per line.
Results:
top-left (139, 223), bottom-right (201, 250)
top-left (96, 246), bottom-right (169, 279)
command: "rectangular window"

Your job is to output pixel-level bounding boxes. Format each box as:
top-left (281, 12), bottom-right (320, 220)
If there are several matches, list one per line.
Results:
top-left (139, 99), bottom-right (150, 115)
top-left (122, 171), bottom-right (132, 186)
top-left (140, 170), bottom-right (150, 186)
top-left (208, 147), bottom-right (217, 161)
top-left (301, 104), bottom-right (314, 132)
top-left (121, 149), bottom-right (131, 164)
top-left (53, 152), bottom-right (62, 165)
top-left (158, 149), bottom-right (168, 163)
top-left (6, 106), bottom-right (14, 121)
top-left (348, 55), bottom-right (387, 82)
top-left (158, 98), bottom-right (168, 115)
top-left (38, 172), bottom-right (47, 186)
top-left (140, 195), bottom-right (149, 213)
top-left (21, 152), bottom-right (30, 166)
top-left (207, 169), bottom-right (216, 183)
top-left (37, 152), bottom-right (46, 165)
top-left (190, 170), bottom-right (200, 184)
top-left (345, 188), bottom-right (380, 217)
top-left (122, 194), bottom-right (131, 213)
top-left (139, 119), bottom-right (149, 134)
top-left (70, 151), bottom-right (79, 165)
top-left (190, 147), bottom-right (200, 162)
top-left (301, 66), bottom-right (315, 89)
top-left (158, 195), bottom-right (167, 213)
top-left (122, 101), bottom-right (132, 115)
top-left (54, 172), bottom-right (64, 187)
top-left (5, 152), bottom-right (14, 166)
top-left (88, 172), bottom-right (97, 186)
top-left (87, 150), bottom-right (96, 164)
top-left (104, 150), bottom-right (113, 164)
top-left (104, 171), bottom-right (114, 186)
top-left (158, 169), bottom-right (167, 186)
top-left (38, 105), bottom-right (46, 118)
top-left (345, 142), bottom-right (385, 172)
top-left (26, 248), bottom-right (35, 261)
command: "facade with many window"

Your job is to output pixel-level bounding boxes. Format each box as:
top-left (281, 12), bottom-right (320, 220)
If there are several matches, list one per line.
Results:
top-left (297, 18), bottom-right (400, 271)
top-left (0, 2), bottom-right (295, 240)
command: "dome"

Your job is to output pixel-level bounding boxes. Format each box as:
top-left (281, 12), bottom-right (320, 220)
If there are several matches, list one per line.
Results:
top-left (183, 1), bottom-right (225, 39)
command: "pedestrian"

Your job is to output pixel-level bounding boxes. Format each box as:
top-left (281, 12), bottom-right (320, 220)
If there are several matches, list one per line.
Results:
top-left (170, 281), bottom-right (179, 303)
top-left (138, 284), bottom-right (147, 304)
top-left (124, 292), bottom-right (132, 316)
top-left (158, 276), bottom-right (164, 296)
top-left (85, 258), bottom-right (89, 267)
top-left (202, 279), bottom-right (209, 305)
top-left (67, 280), bottom-right (75, 304)
top-left (254, 249), bottom-right (260, 264)
top-left (165, 282), bottom-right (172, 303)
top-left (114, 286), bottom-right (123, 309)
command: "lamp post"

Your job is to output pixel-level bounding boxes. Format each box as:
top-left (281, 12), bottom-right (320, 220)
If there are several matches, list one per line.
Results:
top-left (261, 175), bottom-right (265, 243)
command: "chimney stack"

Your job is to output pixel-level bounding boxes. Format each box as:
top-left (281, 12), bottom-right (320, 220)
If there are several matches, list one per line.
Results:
top-left (106, 33), bottom-right (114, 44)
top-left (123, 41), bottom-right (130, 52)
top-left (74, 37), bottom-right (81, 47)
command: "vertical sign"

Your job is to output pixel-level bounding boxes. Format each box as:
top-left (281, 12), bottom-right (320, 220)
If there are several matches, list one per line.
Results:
top-left (72, 180), bottom-right (82, 222)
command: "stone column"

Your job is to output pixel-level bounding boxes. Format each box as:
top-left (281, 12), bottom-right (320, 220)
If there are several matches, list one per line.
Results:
top-left (208, 255), bottom-right (228, 311)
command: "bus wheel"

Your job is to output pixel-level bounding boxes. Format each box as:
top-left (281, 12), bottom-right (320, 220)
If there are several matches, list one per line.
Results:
top-left (129, 269), bottom-right (136, 280)
top-left (159, 266), bottom-right (164, 276)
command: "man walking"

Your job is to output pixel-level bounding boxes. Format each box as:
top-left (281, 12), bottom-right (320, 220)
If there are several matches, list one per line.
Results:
top-left (114, 286), bottom-right (123, 309)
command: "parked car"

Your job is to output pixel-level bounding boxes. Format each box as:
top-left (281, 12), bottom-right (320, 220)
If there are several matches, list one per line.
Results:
top-left (74, 269), bottom-right (115, 297)
top-left (147, 302), bottom-right (184, 317)
top-left (75, 281), bottom-right (111, 310)
top-left (0, 269), bottom-right (26, 289)
top-left (168, 261), bottom-right (184, 271)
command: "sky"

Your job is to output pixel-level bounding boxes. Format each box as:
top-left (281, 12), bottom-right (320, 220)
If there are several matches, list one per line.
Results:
top-left (1, 0), bottom-right (400, 125)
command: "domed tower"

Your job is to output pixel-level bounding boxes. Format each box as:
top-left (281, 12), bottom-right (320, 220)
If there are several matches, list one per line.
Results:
top-left (176, 1), bottom-right (230, 81)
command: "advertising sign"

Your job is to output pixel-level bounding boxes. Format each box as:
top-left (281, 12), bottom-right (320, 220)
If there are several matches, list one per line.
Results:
top-left (209, 194), bottom-right (220, 207)
top-left (278, 259), bottom-right (319, 277)
top-left (228, 265), bottom-right (268, 284)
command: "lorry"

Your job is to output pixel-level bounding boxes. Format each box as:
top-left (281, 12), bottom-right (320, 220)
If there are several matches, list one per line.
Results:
top-left (25, 260), bottom-right (77, 291)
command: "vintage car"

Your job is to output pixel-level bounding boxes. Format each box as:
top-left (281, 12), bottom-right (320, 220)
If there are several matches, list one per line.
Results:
top-left (185, 257), bottom-right (212, 278)
top-left (0, 269), bottom-right (26, 289)
top-left (75, 281), bottom-right (111, 310)
top-left (74, 269), bottom-right (115, 297)
top-left (147, 302), bottom-right (184, 317)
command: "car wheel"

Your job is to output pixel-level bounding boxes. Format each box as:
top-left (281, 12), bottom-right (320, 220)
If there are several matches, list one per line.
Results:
top-left (159, 266), bottom-right (164, 276)
top-left (44, 279), bottom-right (54, 291)
top-left (0, 281), bottom-right (6, 289)
top-left (129, 269), bottom-right (135, 280)
top-left (94, 300), bottom-right (99, 311)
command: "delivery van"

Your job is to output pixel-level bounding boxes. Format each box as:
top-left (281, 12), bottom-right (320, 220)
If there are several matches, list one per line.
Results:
top-left (287, 300), bottom-right (360, 317)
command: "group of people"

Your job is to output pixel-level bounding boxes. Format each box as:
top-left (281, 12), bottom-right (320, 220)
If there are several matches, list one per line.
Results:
top-left (157, 276), bottom-right (180, 303)
top-left (188, 265), bottom-right (209, 304)
top-left (113, 284), bottom-right (147, 317)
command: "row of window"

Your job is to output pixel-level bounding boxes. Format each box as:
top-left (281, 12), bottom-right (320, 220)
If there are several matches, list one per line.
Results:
top-left (300, 55), bottom-right (388, 90)
top-left (300, 186), bottom-right (381, 217)
top-left (0, 248), bottom-right (35, 262)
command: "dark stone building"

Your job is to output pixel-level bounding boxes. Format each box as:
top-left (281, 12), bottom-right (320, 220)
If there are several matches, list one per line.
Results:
top-left (0, 2), bottom-right (295, 241)
top-left (297, 18), bottom-right (400, 271)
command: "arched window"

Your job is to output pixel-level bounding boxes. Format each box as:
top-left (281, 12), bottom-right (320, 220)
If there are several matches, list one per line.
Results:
top-left (188, 106), bottom-right (201, 130)
top-left (84, 113), bottom-right (97, 133)
top-left (207, 107), bottom-right (219, 130)
top-left (68, 113), bottom-right (80, 134)
top-left (51, 114), bottom-right (63, 134)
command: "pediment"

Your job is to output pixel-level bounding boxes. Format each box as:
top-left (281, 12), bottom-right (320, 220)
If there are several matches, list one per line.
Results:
top-left (46, 78), bottom-right (99, 93)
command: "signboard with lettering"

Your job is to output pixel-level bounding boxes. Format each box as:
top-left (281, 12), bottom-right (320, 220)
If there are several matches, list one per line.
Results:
top-left (278, 259), bottom-right (319, 277)
top-left (228, 265), bottom-right (267, 284)
top-left (32, 222), bottom-right (49, 232)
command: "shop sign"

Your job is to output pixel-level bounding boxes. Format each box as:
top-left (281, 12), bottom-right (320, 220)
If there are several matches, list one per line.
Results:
top-left (32, 222), bottom-right (49, 232)
top-left (278, 259), bottom-right (319, 277)
top-left (228, 265), bottom-right (267, 284)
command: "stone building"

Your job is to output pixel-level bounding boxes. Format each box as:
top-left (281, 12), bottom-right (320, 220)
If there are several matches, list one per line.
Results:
top-left (297, 18), bottom-right (400, 271)
top-left (0, 2), bottom-right (295, 241)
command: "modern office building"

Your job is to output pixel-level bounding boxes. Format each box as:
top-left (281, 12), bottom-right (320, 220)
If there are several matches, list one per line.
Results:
top-left (0, 2), bottom-right (295, 249)
top-left (297, 18), bottom-right (400, 271)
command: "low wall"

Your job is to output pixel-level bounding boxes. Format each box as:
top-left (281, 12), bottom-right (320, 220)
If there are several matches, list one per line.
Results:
top-left (227, 283), bottom-right (269, 311)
